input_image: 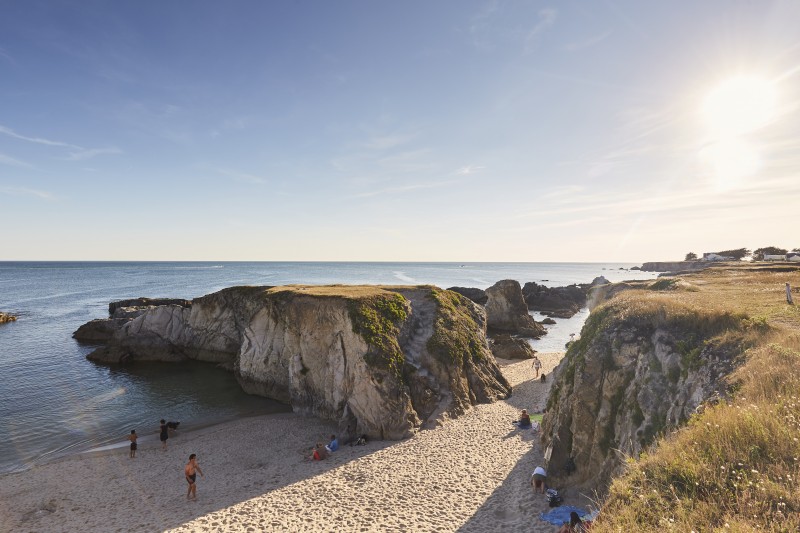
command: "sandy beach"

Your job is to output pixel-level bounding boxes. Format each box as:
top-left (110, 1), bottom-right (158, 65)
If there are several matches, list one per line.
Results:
top-left (0, 352), bottom-right (587, 532)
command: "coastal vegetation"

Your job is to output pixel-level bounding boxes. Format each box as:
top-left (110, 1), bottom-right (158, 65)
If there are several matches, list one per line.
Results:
top-left (427, 288), bottom-right (486, 365)
top-left (347, 291), bottom-right (410, 378)
top-left (0, 312), bottom-right (17, 324)
top-left (588, 265), bottom-right (800, 531)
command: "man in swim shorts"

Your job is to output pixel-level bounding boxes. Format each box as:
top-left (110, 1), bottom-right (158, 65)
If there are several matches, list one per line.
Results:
top-left (128, 429), bottom-right (137, 458)
top-left (185, 453), bottom-right (204, 500)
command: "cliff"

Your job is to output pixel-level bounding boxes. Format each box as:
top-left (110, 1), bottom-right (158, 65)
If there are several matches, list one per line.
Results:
top-left (542, 285), bottom-right (753, 493)
top-left (639, 261), bottom-right (707, 272)
top-left (75, 285), bottom-right (511, 440)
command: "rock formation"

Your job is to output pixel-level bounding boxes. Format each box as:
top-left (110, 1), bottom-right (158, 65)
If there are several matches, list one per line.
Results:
top-left (521, 282), bottom-right (587, 318)
top-left (0, 312), bottom-right (17, 324)
top-left (446, 287), bottom-right (488, 306)
top-left (75, 285), bottom-right (511, 441)
top-left (639, 261), bottom-right (707, 273)
top-left (541, 290), bottom-right (745, 494)
top-left (484, 280), bottom-right (546, 337)
top-left (489, 334), bottom-right (536, 359)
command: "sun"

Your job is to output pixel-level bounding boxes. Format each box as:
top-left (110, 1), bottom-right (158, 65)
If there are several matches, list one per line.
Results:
top-left (702, 75), bottom-right (777, 135)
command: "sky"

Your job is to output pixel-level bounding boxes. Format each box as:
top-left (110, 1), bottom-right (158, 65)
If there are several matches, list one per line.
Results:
top-left (1, 0), bottom-right (799, 262)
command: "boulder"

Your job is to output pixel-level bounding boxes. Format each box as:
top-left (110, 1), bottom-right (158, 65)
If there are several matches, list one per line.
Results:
top-left (446, 286), bottom-right (488, 305)
top-left (484, 280), bottom-right (546, 337)
top-left (541, 317), bottom-right (557, 325)
top-left (77, 285), bottom-right (511, 441)
top-left (489, 334), bottom-right (536, 359)
top-left (522, 282), bottom-right (587, 318)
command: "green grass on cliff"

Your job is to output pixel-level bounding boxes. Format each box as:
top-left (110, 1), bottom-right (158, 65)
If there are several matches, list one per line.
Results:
top-left (589, 266), bottom-right (800, 531)
top-left (348, 292), bottom-right (409, 378)
top-left (426, 288), bottom-right (486, 366)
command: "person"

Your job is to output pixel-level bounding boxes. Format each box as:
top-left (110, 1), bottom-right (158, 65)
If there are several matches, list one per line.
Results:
top-left (515, 409), bottom-right (532, 428)
top-left (531, 465), bottom-right (547, 494)
top-left (530, 418), bottom-right (541, 432)
top-left (311, 442), bottom-right (329, 461)
top-left (159, 419), bottom-right (169, 451)
top-left (128, 430), bottom-right (137, 458)
top-left (325, 434), bottom-right (339, 452)
top-left (184, 453), bottom-right (204, 500)
top-left (532, 356), bottom-right (542, 378)
top-left (557, 511), bottom-right (585, 532)
top-left (787, 282), bottom-right (794, 305)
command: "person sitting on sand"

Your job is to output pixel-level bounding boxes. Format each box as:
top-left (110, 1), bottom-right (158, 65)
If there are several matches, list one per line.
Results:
top-left (514, 409), bottom-right (532, 427)
top-left (557, 511), bottom-right (585, 532)
top-left (311, 442), bottom-right (329, 461)
top-left (531, 465), bottom-right (547, 494)
top-left (128, 430), bottom-right (137, 458)
top-left (325, 434), bottom-right (339, 452)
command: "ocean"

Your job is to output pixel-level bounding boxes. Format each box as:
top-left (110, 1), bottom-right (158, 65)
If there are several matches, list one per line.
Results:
top-left (0, 261), bottom-right (658, 473)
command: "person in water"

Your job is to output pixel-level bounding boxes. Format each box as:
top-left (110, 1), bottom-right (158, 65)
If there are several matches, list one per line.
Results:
top-left (159, 419), bottom-right (168, 451)
top-left (185, 453), bottom-right (204, 500)
top-left (128, 430), bottom-right (137, 458)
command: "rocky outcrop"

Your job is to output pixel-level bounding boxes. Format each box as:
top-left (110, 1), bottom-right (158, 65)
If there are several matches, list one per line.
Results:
top-left (76, 285), bottom-right (511, 441)
top-left (484, 280), bottom-right (546, 337)
top-left (522, 282), bottom-right (586, 318)
top-left (541, 291), bottom-right (745, 494)
top-left (640, 261), bottom-right (707, 272)
top-left (0, 312), bottom-right (17, 324)
top-left (446, 287), bottom-right (488, 306)
top-left (489, 334), bottom-right (536, 359)
top-left (109, 298), bottom-right (191, 316)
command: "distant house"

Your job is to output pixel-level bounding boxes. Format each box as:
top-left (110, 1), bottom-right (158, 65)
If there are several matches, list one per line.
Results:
top-left (764, 254), bottom-right (786, 261)
top-left (702, 253), bottom-right (734, 261)
top-left (788, 252), bottom-right (800, 262)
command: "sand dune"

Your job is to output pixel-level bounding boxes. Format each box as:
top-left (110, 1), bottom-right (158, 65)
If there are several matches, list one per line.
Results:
top-left (0, 352), bottom-right (583, 532)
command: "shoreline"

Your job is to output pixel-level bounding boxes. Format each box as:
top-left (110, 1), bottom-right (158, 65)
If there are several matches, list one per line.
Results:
top-left (0, 352), bottom-right (582, 532)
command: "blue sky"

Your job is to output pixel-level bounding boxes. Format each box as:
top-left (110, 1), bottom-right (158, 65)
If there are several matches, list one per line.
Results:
top-left (1, 1), bottom-right (799, 261)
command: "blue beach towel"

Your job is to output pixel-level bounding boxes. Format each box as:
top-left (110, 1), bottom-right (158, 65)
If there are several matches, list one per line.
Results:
top-left (539, 506), bottom-right (589, 525)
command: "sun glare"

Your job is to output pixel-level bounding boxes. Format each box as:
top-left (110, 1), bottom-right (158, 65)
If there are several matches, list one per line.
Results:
top-left (702, 76), bottom-right (777, 135)
top-left (700, 75), bottom-right (777, 189)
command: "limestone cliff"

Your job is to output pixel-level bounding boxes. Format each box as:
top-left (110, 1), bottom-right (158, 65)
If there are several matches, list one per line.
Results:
top-left (76, 285), bottom-right (511, 440)
top-left (542, 289), bottom-right (748, 493)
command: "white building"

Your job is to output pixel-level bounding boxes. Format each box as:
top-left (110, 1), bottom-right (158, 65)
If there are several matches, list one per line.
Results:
top-left (702, 253), bottom-right (734, 261)
top-left (788, 252), bottom-right (800, 262)
top-left (764, 254), bottom-right (786, 261)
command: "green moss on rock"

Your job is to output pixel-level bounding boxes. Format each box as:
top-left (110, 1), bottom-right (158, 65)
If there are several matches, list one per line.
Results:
top-left (426, 288), bottom-right (486, 366)
top-left (349, 292), bottom-right (409, 377)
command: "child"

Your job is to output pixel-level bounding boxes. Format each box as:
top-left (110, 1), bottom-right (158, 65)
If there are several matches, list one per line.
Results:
top-left (128, 430), bottom-right (137, 458)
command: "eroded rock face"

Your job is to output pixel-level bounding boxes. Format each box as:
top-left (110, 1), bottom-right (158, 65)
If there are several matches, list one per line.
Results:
top-left (77, 285), bottom-right (511, 441)
top-left (542, 296), bottom-right (741, 494)
top-left (484, 280), bottom-right (546, 337)
top-left (489, 334), bottom-right (536, 359)
top-left (447, 287), bottom-right (488, 306)
top-left (522, 282), bottom-right (587, 318)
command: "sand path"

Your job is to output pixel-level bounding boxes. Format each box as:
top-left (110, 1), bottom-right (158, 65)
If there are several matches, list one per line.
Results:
top-left (0, 352), bottom-right (578, 532)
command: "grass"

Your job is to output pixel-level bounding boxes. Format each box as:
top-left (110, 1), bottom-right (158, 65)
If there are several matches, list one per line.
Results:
top-left (348, 292), bottom-right (410, 378)
top-left (589, 265), bottom-right (800, 531)
top-left (426, 288), bottom-right (487, 366)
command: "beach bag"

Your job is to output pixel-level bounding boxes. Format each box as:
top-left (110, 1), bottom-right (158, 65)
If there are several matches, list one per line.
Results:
top-left (546, 488), bottom-right (563, 507)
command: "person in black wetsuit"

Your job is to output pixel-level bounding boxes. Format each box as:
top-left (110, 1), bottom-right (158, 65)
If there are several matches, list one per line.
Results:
top-left (160, 419), bottom-right (168, 451)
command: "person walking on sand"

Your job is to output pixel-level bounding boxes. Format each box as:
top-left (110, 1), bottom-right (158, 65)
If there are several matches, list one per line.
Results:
top-left (185, 454), bottom-right (204, 500)
top-left (128, 430), bottom-right (137, 458)
top-left (160, 419), bottom-right (168, 451)
top-left (532, 356), bottom-right (542, 378)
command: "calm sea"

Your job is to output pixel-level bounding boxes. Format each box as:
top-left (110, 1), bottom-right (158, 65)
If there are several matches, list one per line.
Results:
top-left (0, 261), bottom-right (657, 473)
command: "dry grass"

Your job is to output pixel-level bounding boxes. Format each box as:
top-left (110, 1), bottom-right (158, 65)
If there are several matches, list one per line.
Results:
top-left (592, 265), bottom-right (800, 532)
top-left (264, 284), bottom-right (430, 299)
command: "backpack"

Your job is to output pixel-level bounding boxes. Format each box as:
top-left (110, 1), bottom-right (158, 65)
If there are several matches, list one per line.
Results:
top-left (546, 488), bottom-right (563, 507)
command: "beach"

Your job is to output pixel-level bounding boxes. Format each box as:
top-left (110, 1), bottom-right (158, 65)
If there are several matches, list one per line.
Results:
top-left (0, 352), bottom-right (582, 532)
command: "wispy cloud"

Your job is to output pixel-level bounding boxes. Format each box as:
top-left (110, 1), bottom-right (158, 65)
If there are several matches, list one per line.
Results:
top-left (0, 186), bottom-right (55, 200)
top-left (361, 133), bottom-right (415, 151)
top-left (0, 125), bottom-right (80, 149)
top-left (524, 8), bottom-right (557, 53)
top-left (0, 153), bottom-right (32, 168)
top-left (215, 167), bottom-right (267, 184)
top-left (354, 179), bottom-right (456, 198)
top-left (563, 30), bottom-right (612, 51)
top-left (0, 47), bottom-right (14, 64)
top-left (66, 147), bottom-right (122, 161)
top-left (455, 165), bottom-right (486, 175)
